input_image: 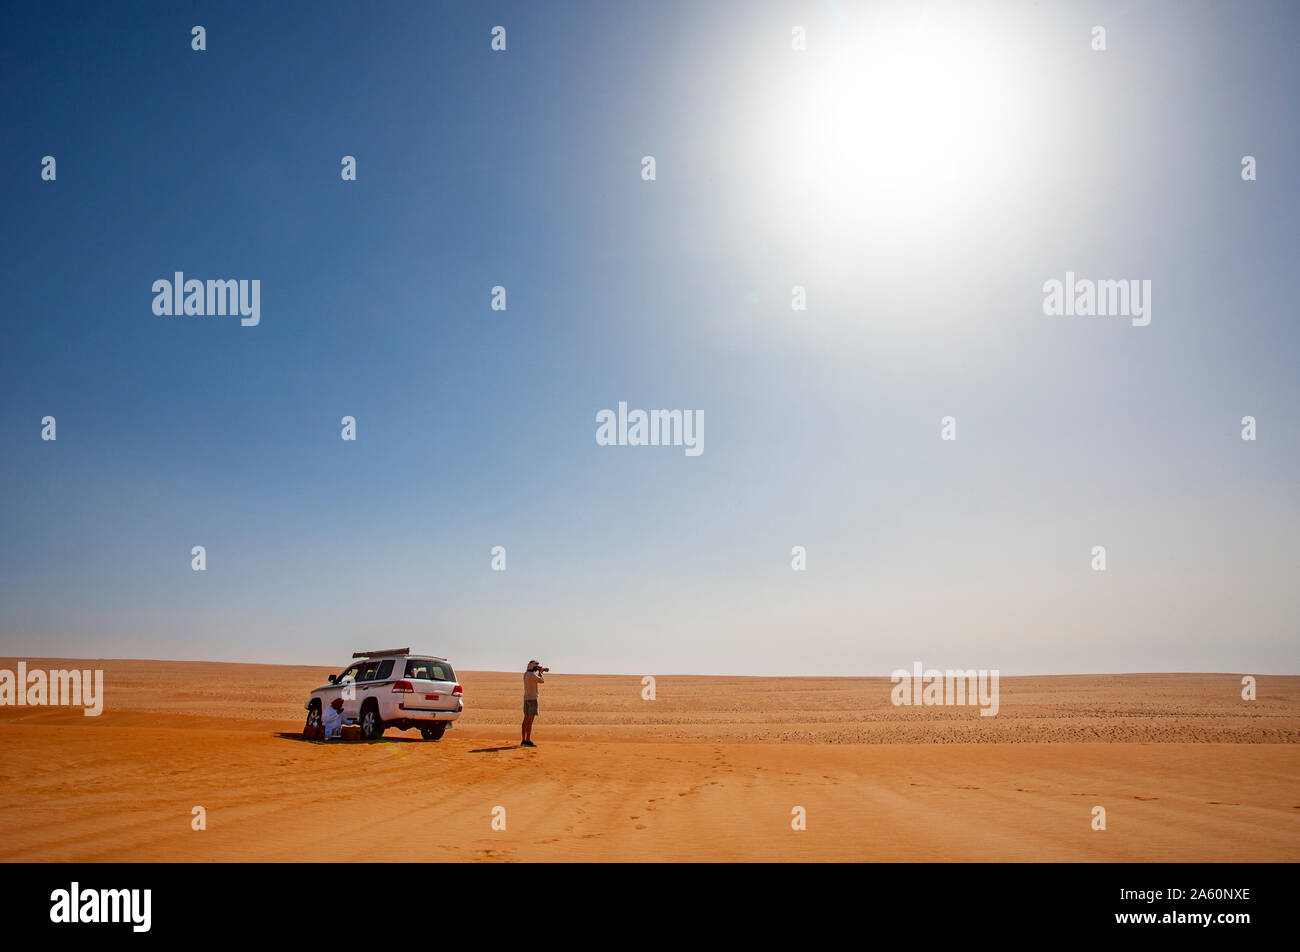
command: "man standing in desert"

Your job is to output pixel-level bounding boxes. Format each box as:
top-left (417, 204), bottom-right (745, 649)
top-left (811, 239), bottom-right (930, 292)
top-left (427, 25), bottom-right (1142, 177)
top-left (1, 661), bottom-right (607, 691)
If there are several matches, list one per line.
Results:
top-left (521, 660), bottom-right (545, 747)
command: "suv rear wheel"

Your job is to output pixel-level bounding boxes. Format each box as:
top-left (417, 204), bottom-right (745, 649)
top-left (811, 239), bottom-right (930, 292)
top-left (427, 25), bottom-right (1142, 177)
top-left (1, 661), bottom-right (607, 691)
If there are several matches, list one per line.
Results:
top-left (420, 723), bottom-right (446, 741)
top-left (360, 703), bottom-right (384, 740)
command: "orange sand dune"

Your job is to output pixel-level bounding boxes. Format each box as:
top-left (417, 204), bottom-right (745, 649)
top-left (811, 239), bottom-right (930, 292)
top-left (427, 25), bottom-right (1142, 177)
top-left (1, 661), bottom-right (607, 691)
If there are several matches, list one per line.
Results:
top-left (0, 659), bottom-right (1296, 861)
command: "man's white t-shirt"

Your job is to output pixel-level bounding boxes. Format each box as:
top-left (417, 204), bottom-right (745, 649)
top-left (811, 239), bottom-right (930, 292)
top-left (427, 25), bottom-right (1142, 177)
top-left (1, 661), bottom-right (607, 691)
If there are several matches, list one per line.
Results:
top-left (524, 670), bottom-right (542, 700)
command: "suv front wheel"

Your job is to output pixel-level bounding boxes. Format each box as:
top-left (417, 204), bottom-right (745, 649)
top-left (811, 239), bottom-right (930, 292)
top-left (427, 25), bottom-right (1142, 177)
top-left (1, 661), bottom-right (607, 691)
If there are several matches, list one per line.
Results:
top-left (420, 723), bottom-right (446, 741)
top-left (360, 703), bottom-right (384, 740)
top-left (302, 701), bottom-right (322, 740)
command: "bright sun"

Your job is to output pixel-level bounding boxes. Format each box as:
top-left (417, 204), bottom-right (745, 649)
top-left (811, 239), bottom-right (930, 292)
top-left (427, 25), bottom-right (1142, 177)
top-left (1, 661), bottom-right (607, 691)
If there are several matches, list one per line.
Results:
top-left (743, 8), bottom-right (1027, 245)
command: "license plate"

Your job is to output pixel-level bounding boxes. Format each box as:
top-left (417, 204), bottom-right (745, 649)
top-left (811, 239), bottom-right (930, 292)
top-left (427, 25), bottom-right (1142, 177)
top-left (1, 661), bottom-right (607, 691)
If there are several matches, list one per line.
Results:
top-left (426, 694), bottom-right (439, 701)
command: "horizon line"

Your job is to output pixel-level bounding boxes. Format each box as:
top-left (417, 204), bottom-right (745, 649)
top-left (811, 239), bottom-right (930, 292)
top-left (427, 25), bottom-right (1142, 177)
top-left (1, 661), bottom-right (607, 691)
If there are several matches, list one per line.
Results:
top-left (0, 655), bottom-right (1294, 679)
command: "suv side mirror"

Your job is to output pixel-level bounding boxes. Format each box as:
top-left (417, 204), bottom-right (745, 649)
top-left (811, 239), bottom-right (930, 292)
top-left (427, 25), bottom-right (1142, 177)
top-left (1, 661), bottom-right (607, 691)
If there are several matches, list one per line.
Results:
top-left (328, 674), bottom-right (338, 684)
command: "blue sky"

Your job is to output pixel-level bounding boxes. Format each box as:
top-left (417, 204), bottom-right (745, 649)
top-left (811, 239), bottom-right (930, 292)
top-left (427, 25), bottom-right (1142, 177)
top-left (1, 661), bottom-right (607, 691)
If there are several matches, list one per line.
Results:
top-left (2, 1), bottom-right (1297, 675)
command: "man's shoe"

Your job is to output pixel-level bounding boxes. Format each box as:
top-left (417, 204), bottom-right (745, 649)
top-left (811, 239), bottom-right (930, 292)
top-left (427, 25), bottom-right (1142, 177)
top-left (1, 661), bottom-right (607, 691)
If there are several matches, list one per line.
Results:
top-left (521, 741), bottom-right (536, 747)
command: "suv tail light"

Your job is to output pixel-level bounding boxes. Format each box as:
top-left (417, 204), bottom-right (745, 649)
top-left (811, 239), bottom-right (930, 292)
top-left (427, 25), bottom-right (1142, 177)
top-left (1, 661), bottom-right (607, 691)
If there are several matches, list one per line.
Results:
top-left (391, 680), bottom-right (413, 693)
top-left (452, 684), bottom-right (463, 697)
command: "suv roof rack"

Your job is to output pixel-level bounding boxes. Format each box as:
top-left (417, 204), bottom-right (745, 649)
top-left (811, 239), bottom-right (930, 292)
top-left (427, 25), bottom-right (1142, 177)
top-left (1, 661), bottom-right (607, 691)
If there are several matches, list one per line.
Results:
top-left (352, 647), bottom-right (411, 658)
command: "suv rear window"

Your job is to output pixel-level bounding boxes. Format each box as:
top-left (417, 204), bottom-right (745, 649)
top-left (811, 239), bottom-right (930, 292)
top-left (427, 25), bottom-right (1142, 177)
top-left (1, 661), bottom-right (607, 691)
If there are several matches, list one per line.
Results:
top-left (405, 659), bottom-right (455, 682)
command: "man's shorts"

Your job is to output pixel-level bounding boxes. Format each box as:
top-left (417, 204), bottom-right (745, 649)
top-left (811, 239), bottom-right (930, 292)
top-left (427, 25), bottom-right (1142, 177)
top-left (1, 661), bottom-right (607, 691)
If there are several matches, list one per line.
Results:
top-left (523, 698), bottom-right (539, 717)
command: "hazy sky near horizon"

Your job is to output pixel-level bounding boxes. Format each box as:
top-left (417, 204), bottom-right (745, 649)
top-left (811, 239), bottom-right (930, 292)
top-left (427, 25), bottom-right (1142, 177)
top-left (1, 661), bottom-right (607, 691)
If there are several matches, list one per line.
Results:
top-left (2, 1), bottom-right (1297, 676)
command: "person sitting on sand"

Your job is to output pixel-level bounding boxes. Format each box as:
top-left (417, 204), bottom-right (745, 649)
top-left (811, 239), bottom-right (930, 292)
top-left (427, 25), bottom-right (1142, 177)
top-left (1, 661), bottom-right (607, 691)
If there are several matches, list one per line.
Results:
top-left (322, 697), bottom-right (346, 740)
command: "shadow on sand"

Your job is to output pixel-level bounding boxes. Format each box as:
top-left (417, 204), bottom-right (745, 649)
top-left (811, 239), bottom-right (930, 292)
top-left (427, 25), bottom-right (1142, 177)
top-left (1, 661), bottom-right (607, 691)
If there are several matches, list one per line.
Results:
top-left (274, 731), bottom-right (427, 745)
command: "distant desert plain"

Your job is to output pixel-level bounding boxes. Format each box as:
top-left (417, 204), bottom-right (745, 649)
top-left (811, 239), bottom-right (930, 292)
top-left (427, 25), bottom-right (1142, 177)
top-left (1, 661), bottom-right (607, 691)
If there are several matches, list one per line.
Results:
top-left (1, 659), bottom-right (1297, 862)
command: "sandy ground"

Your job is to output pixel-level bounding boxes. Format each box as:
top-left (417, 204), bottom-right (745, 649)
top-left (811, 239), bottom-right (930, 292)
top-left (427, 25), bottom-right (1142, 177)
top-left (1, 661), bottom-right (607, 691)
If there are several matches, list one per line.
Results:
top-left (1, 659), bottom-right (1297, 861)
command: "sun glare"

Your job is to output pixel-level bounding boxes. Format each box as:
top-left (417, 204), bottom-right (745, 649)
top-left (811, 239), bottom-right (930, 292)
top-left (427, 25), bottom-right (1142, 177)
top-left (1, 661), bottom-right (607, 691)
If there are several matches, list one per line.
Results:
top-left (744, 10), bottom-right (1027, 244)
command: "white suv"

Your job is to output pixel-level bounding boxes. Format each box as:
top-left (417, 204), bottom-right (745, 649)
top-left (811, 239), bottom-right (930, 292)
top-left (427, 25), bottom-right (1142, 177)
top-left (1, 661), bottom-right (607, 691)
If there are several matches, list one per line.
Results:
top-left (303, 648), bottom-right (463, 741)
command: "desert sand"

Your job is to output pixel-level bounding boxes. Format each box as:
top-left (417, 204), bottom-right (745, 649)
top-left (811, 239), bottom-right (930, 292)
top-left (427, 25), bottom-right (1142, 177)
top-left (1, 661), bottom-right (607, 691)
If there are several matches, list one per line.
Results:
top-left (1, 659), bottom-right (1296, 862)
